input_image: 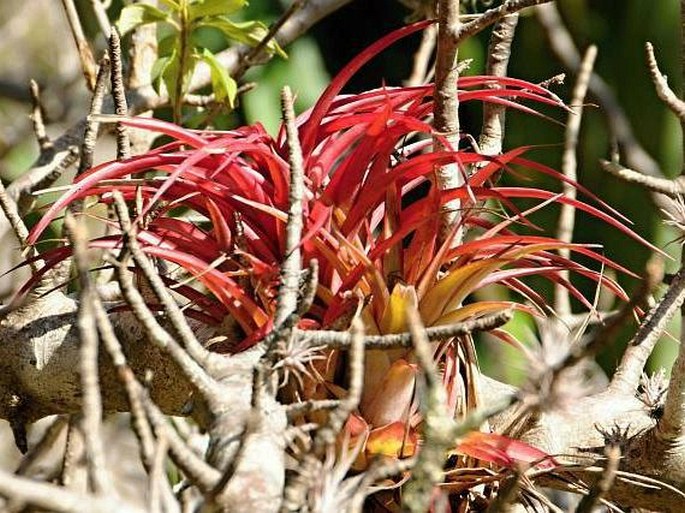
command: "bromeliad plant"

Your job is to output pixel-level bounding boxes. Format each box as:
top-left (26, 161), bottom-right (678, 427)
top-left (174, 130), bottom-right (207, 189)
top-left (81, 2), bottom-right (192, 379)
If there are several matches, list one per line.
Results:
top-left (24, 20), bottom-right (652, 506)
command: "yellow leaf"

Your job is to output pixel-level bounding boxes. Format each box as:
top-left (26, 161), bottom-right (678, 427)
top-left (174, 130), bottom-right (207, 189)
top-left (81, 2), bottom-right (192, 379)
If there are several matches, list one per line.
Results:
top-left (366, 422), bottom-right (417, 459)
top-left (379, 283), bottom-right (418, 334)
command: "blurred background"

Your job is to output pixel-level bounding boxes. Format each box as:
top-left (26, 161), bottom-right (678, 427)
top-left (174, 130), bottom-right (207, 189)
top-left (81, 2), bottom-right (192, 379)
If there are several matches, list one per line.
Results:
top-left (0, 0), bottom-right (681, 397)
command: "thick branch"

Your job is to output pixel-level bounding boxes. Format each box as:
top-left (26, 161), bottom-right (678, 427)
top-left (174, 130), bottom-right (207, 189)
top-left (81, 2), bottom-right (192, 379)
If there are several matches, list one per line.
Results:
top-left (611, 267), bottom-right (685, 393)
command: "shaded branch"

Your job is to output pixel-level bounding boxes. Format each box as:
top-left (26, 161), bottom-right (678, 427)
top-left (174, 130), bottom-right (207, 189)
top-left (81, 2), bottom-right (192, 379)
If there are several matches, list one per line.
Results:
top-left (456, 0), bottom-right (553, 44)
top-left (60, 0), bottom-right (97, 89)
top-left (646, 42), bottom-right (685, 122)
top-left (600, 160), bottom-right (685, 197)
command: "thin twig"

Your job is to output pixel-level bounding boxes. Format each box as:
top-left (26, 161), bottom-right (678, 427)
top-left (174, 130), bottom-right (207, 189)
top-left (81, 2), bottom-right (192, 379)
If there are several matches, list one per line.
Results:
top-left (89, 269), bottom-right (220, 492)
top-left (65, 214), bottom-right (111, 495)
top-left (0, 179), bottom-right (39, 273)
top-left (658, 323), bottom-right (685, 440)
top-left (234, 0), bottom-right (305, 78)
top-left (60, 0), bottom-right (98, 89)
top-left (29, 80), bottom-right (51, 151)
top-left (659, 0), bottom-right (685, 444)
top-left (15, 416), bottom-right (69, 476)
top-left (456, 0), bottom-right (553, 44)
top-left (313, 317), bottom-right (364, 454)
top-left (301, 310), bottom-right (513, 349)
top-left (90, 0), bottom-right (112, 39)
top-left (600, 160), bottom-right (685, 197)
top-left (0, 467), bottom-right (144, 513)
top-left (555, 45), bottom-right (597, 316)
top-left (79, 55), bottom-right (111, 176)
top-left (60, 417), bottom-right (84, 488)
top-left (285, 398), bottom-right (340, 418)
top-left (110, 196), bottom-right (217, 402)
top-left (587, 256), bottom-right (663, 360)
top-left (111, 192), bottom-right (211, 367)
top-left (402, 307), bottom-right (456, 513)
top-left (228, 0), bottom-right (354, 83)
top-left (93, 298), bottom-right (156, 472)
top-left (148, 433), bottom-right (169, 513)
top-left (9, 143), bottom-right (80, 208)
top-left (274, 86), bottom-right (305, 327)
top-left (405, 23), bottom-right (437, 87)
top-left (574, 445), bottom-right (620, 513)
top-left (108, 28), bottom-right (131, 159)
top-left (296, 259), bottom-right (319, 318)
top-left (535, 2), bottom-right (666, 190)
top-left (645, 42), bottom-right (685, 122)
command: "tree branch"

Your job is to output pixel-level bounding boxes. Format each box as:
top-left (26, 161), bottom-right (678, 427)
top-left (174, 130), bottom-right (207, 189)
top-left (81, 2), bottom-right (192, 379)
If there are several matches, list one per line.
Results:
top-left (611, 267), bottom-right (685, 393)
top-left (433, 0), bottom-right (463, 245)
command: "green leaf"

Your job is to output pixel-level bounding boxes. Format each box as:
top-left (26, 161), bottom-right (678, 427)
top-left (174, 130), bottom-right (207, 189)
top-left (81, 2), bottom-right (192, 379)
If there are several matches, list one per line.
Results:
top-left (151, 47), bottom-right (197, 105)
top-left (158, 0), bottom-right (181, 9)
top-left (188, 0), bottom-right (246, 21)
top-left (208, 18), bottom-right (287, 58)
top-left (200, 49), bottom-right (237, 109)
top-left (151, 54), bottom-right (175, 97)
top-left (117, 4), bottom-right (172, 36)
